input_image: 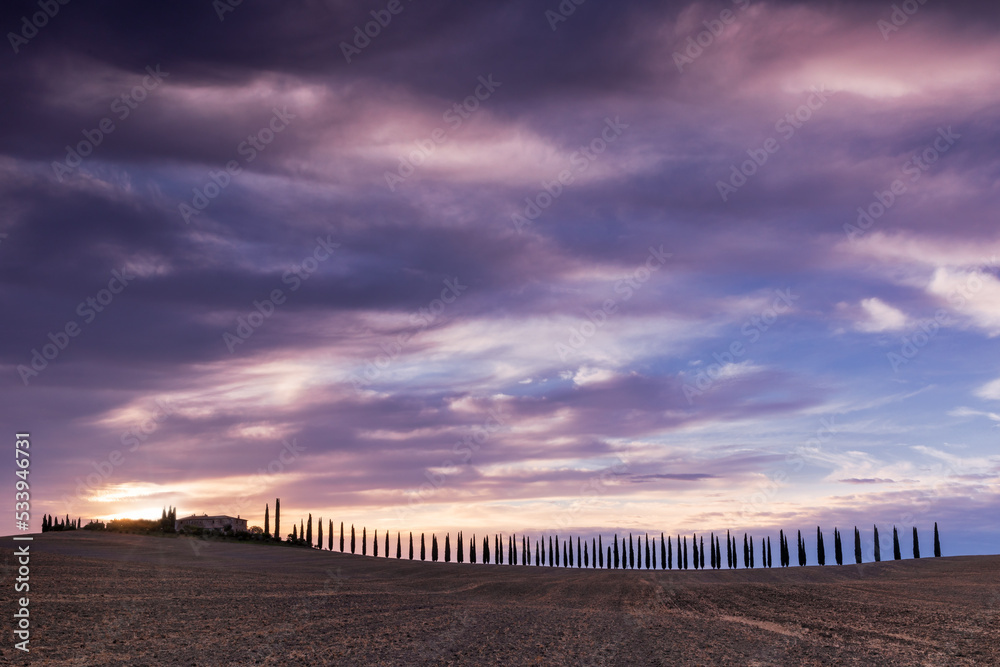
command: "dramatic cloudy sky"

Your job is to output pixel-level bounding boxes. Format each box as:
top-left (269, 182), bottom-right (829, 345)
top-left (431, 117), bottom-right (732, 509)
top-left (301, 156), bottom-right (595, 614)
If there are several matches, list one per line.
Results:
top-left (3, 0), bottom-right (998, 559)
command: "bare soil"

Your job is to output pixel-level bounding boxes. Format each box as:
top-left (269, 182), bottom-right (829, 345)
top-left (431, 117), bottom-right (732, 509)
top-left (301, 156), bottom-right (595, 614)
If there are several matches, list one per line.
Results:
top-left (2, 532), bottom-right (999, 665)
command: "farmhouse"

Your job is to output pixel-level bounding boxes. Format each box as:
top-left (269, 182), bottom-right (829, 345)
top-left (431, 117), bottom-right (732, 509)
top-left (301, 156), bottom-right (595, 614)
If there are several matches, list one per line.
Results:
top-left (175, 513), bottom-right (247, 533)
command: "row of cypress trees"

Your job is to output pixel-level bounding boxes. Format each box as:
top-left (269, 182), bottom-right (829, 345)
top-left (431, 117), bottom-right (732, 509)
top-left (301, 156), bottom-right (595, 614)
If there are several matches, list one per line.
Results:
top-left (263, 499), bottom-right (945, 568)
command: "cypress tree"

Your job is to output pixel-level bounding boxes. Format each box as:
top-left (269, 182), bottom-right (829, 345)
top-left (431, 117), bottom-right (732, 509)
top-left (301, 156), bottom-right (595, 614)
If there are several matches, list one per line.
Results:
top-left (329, 520), bottom-right (334, 550)
top-left (541, 537), bottom-right (546, 565)
top-left (384, 530), bottom-right (389, 557)
top-left (351, 525), bottom-right (356, 553)
top-left (362, 527), bottom-right (367, 555)
top-left (710, 534), bottom-right (716, 569)
top-left (854, 526), bottom-right (861, 564)
top-left (726, 531), bottom-right (732, 568)
top-left (445, 533), bottom-right (451, 562)
top-left (578, 536), bottom-right (582, 568)
top-left (483, 535), bottom-right (490, 564)
top-left (457, 531), bottom-right (463, 563)
top-left (317, 518), bottom-right (323, 549)
top-left (307, 514), bottom-right (313, 546)
top-left (340, 521), bottom-right (344, 552)
top-left (496, 535), bottom-right (502, 565)
top-left (419, 533), bottom-right (425, 561)
top-left (874, 525), bottom-right (881, 562)
top-left (512, 535), bottom-right (517, 566)
top-left (629, 534), bottom-right (635, 569)
top-left (934, 522), bottom-right (941, 557)
top-left (584, 540), bottom-right (589, 568)
top-left (692, 535), bottom-right (699, 570)
top-left (668, 535), bottom-right (673, 569)
top-left (778, 530), bottom-right (785, 566)
top-left (743, 534), bottom-right (749, 568)
top-left (301, 520), bottom-right (305, 543)
top-left (644, 534), bottom-right (650, 570)
top-left (598, 536), bottom-right (604, 568)
top-left (912, 527), bottom-right (920, 559)
top-left (797, 530), bottom-right (806, 566)
top-left (661, 533), bottom-right (667, 570)
top-left (613, 535), bottom-right (620, 569)
top-left (432, 534), bottom-right (438, 561)
top-left (607, 546), bottom-right (611, 570)
top-left (409, 532), bottom-right (414, 560)
top-left (397, 532), bottom-right (402, 559)
top-left (535, 541), bottom-right (540, 566)
top-left (593, 538), bottom-right (597, 568)
top-left (373, 529), bottom-right (378, 557)
top-left (563, 540), bottom-right (568, 568)
top-left (292, 524), bottom-right (297, 541)
top-left (275, 499), bottom-right (281, 542)
top-left (816, 527), bottom-right (824, 566)
top-left (264, 504), bottom-right (270, 538)
top-left (700, 536), bottom-right (705, 569)
top-left (749, 536), bottom-right (754, 569)
top-left (893, 526), bottom-right (901, 560)
top-left (766, 536), bottom-right (772, 568)
top-left (569, 537), bottom-right (574, 568)
top-left (470, 535), bottom-right (476, 563)
top-left (834, 528), bottom-right (842, 565)
top-left (683, 536), bottom-right (689, 569)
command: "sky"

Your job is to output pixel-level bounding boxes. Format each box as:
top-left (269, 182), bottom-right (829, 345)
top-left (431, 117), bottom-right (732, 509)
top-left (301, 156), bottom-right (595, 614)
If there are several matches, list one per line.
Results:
top-left (2, 0), bottom-right (999, 560)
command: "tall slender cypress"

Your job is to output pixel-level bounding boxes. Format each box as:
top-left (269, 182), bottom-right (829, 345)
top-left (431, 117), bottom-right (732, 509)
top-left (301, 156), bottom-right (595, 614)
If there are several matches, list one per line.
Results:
top-left (569, 538), bottom-right (574, 568)
top-left (351, 525), bottom-right (356, 553)
top-left (535, 541), bottom-right (540, 566)
top-left (834, 528), bottom-right (842, 565)
top-left (709, 534), bottom-right (716, 569)
top-left (431, 534), bottom-right (438, 561)
top-left (420, 533), bottom-right (426, 561)
top-left (373, 529), bottom-right (378, 557)
top-left (797, 530), bottom-right (806, 566)
top-left (483, 535), bottom-right (490, 564)
top-left (397, 532), bottom-right (402, 559)
top-left (317, 519), bottom-right (323, 550)
top-left (749, 536), bottom-right (755, 568)
top-left (340, 521), bottom-right (344, 551)
top-left (362, 527), bottom-right (367, 555)
top-left (549, 536), bottom-right (554, 567)
top-left (445, 533), bottom-right (451, 562)
top-left (854, 527), bottom-right (861, 564)
top-left (726, 530), bottom-right (732, 568)
top-left (584, 540), bottom-right (589, 567)
top-left (607, 546), bottom-right (611, 570)
top-left (743, 534), bottom-right (749, 568)
top-left (264, 504), bottom-right (270, 539)
top-left (874, 525), bottom-right (881, 562)
top-left (384, 530), bottom-right (389, 557)
top-left (329, 520), bottom-right (334, 551)
top-left (563, 540), bottom-right (568, 568)
top-left (912, 527), bottom-right (920, 559)
top-left (692, 535), bottom-right (699, 570)
top-left (933, 522), bottom-right (941, 557)
top-left (700, 536), bottom-right (706, 569)
top-left (292, 524), bottom-right (297, 541)
top-left (661, 533), bottom-right (667, 570)
top-left (307, 514), bottom-right (313, 546)
top-left (598, 536), bottom-right (604, 568)
top-left (470, 535), bottom-right (476, 563)
top-left (409, 532), bottom-right (414, 560)
top-left (274, 499), bottom-right (281, 542)
top-left (892, 526), bottom-right (901, 560)
top-left (629, 534), bottom-right (635, 569)
top-left (577, 536), bottom-right (582, 568)
top-left (458, 531), bottom-right (463, 563)
top-left (668, 535), bottom-right (673, 569)
top-left (683, 536), bottom-right (689, 569)
top-left (613, 534), bottom-right (620, 569)
top-left (816, 527), bottom-right (824, 566)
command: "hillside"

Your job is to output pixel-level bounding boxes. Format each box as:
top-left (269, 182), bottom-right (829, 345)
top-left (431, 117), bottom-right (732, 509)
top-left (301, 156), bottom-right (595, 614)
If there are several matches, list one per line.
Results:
top-left (2, 532), bottom-right (998, 665)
